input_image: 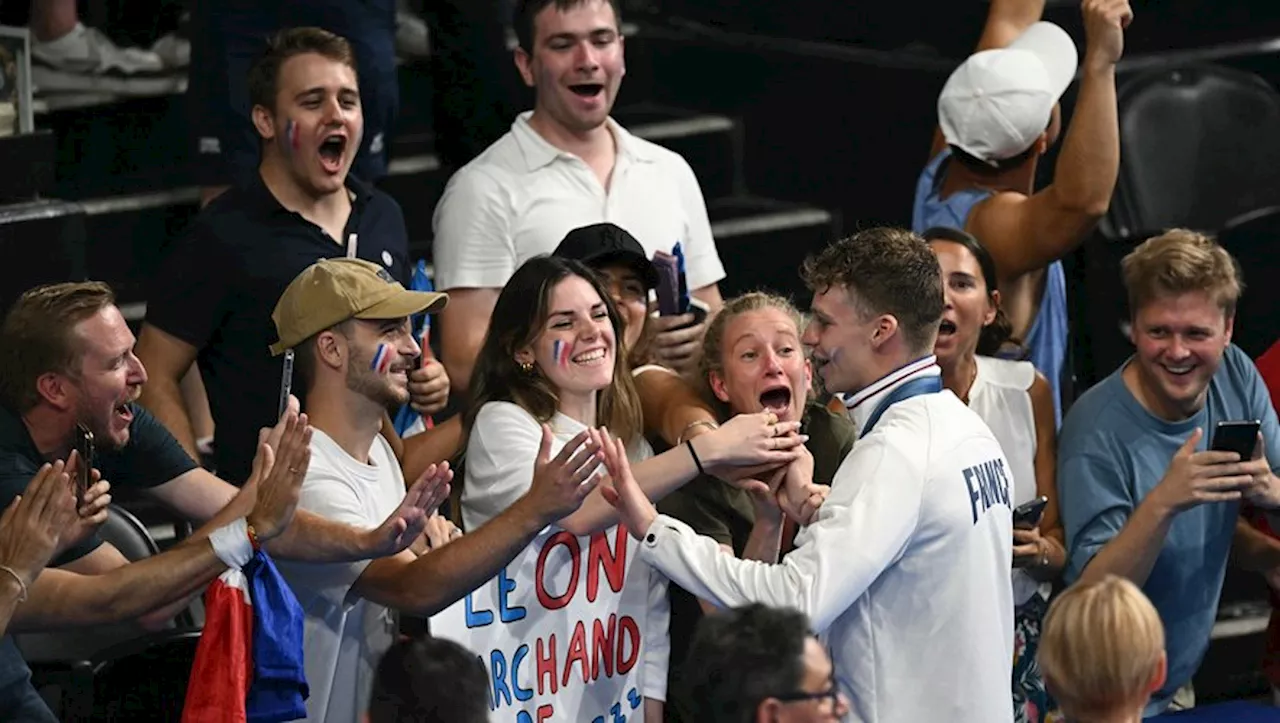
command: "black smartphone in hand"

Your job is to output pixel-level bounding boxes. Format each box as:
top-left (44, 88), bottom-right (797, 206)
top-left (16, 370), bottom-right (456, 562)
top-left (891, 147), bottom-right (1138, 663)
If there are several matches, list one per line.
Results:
top-left (74, 423), bottom-right (95, 506)
top-left (278, 349), bottom-right (295, 420)
top-left (1212, 420), bottom-right (1261, 459)
top-left (1012, 496), bottom-right (1048, 530)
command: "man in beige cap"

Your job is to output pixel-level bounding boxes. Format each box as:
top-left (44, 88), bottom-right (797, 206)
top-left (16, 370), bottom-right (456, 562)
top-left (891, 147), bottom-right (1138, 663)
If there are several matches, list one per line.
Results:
top-left (269, 257), bottom-right (609, 723)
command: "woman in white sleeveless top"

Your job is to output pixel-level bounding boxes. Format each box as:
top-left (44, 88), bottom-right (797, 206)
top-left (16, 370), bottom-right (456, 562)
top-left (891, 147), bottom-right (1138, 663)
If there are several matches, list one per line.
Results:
top-left (926, 227), bottom-right (1066, 723)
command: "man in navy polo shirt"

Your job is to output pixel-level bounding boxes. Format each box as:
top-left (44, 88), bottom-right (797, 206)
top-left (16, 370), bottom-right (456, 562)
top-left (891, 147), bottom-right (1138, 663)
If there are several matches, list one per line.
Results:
top-left (136, 27), bottom-right (450, 484)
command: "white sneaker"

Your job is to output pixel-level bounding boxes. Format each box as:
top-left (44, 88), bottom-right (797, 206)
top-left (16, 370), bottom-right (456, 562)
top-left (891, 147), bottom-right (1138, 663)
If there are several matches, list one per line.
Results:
top-left (31, 23), bottom-right (184, 97)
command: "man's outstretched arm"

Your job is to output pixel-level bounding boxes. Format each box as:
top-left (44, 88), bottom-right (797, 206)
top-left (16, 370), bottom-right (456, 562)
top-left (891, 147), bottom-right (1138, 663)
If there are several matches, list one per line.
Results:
top-left (14, 419), bottom-right (315, 632)
top-left (602, 435), bottom-right (923, 633)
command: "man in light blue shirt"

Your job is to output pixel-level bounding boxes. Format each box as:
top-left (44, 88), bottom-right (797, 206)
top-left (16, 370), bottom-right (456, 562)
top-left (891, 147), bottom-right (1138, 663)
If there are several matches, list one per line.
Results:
top-left (1058, 229), bottom-right (1280, 717)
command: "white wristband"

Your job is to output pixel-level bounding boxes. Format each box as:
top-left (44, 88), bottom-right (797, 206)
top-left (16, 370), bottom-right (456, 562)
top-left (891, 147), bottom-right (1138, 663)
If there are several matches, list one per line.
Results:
top-left (209, 517), bottom-right (254, 570)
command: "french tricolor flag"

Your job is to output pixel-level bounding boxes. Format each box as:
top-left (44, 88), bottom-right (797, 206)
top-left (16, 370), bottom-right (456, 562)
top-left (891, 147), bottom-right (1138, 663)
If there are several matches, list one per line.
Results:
top-left (182, 551), bottom-right (308, 723)
top-left (370, 344), bottom-right (393, 375)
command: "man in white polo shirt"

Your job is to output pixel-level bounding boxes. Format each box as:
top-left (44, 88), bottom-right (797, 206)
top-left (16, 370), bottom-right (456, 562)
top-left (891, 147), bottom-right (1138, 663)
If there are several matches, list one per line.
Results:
top-left (601, 228), bottom-right (1016, 723)
top-left (432, 0), bottom-right (727, 390)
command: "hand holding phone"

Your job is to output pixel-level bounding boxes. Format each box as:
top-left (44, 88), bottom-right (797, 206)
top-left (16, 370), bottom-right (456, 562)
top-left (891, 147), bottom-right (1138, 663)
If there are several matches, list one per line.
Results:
top-left (73, 424), bottom-right (95, 507)
top-left (1212, 420), bottom-right (1261, 460)
top-left (278, 349), bottom-right (296, 420)
top-left (1159, 427), bottom-right (1260, 514)
top-left (652, 251), bottom-right (682, 316)
top-left (1012, 495), bottom-right (1048, 530)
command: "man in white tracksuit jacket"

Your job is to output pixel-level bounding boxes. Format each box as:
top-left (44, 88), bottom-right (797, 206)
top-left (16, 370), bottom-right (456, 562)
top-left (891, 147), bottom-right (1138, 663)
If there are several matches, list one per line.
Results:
top-left (603, 227), bottom-right (1015, 723)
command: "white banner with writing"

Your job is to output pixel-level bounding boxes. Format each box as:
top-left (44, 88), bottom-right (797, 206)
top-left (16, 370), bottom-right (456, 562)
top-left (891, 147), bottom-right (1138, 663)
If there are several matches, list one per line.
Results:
top-left (431, 524), bottom-right (669, 723)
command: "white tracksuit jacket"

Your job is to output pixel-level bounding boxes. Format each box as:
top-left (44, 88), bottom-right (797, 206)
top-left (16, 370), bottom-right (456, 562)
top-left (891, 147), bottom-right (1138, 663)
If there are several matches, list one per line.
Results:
top-left (639, 358), bottom-right (1015, 723)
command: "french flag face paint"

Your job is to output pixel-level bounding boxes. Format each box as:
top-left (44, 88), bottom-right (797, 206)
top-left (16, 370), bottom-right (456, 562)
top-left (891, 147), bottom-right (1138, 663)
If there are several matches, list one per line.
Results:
top-left (370, 343), bottom-right (394, 375)
top-left (553, 340), bottom-right (571, 368)
top-left (285, 119), bottom-right (300, 154)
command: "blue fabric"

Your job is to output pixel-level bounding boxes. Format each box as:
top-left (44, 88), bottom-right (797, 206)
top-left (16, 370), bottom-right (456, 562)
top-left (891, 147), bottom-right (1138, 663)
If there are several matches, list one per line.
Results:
top-left (246, 550), bottom-right (309, 723)
top-left (911, 149), bottom-right (1068, 427)
top-left (1150, 701), bottom-right (1280, 722)
top-left (1057, 345), bottom-right (1280, 718)
top-left (912, 149), bottom-right (996, 233)
top-left (0, 637), bottom-right (55, 723)
top-left (1022, 261), bottom-right (1067, 427)
top-left (860, 376), bottom-right (944, 438)
top-left (393, 259), bottom-right (434, 437)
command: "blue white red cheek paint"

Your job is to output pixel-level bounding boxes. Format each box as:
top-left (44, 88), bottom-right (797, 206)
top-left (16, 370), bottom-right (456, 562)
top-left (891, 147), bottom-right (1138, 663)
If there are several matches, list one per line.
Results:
top-left (284, 119), bottom-right (300, 155)
top-left (553, 340), bottom-right (571, 368)
top-left (370, 343), bottom-right (393, 374)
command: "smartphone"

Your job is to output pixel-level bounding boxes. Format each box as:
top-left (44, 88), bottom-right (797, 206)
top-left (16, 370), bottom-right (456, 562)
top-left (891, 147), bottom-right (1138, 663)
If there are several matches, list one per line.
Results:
top-left (74, 423), bottom-right (95, 506)
top-left (278, 349), bottom-right (295, 420)
top-left (1012, 496), bottom-right (1048, 530)
top-left (1212, 420), bottom-right (1261, 459)
top-left (652, 251), bottom-right (682, 316)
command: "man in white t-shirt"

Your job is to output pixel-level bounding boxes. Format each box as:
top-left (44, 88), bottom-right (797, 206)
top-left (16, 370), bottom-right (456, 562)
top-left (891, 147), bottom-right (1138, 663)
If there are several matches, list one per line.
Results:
top-left (269, 257), bottom-right (611, 722)
top-left (432, 0), bottom-right (728, 390)
top-left (601, 228), bottom-right (1016, 723)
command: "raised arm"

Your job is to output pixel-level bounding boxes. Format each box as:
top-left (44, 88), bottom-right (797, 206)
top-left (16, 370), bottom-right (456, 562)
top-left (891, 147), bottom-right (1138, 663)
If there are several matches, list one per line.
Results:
top-left (151, 401), bottom-right (438, 563)
top-left (968, 0), bottom-right (1131, 278)
top-left (13, 424), bottom-right (312, 632)
top-left (0, 463), bottom-right (80, 638)
top-left (351, 429), bottom-right (602, 615)
top-left (557, 414), bottom-right (807, 536)
top-left (602, 432), bottom-right (925, 632)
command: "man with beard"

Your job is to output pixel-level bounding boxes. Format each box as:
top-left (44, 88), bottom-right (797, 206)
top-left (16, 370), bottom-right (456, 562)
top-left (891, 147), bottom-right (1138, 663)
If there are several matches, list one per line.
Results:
top-left (1058, 229), bottom-right (1280, 716)
top-left (0, 281), bottom-right (445, 578)
top-left (269, 258), bottom-right (610, 722)
top-left (136, 26), bottom-right (453, 487)
top-left (0, 285), bottom-right (329, 722)
top-left (432, 0), bottom-right (728, 389)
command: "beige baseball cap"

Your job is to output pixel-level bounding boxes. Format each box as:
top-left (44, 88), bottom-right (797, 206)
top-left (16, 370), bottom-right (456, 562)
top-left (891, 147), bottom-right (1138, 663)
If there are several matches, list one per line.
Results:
top-left (269, 257), bottom-right (448, 355)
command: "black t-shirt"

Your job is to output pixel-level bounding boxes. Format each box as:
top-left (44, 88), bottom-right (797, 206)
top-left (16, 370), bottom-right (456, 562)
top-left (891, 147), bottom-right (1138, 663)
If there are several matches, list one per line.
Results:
top-left (0, 403), bottom-right (197, 566)
top-left (0, 405), bottom-right (194, 722)
top-left (145, 173), bottom-right (410, 483)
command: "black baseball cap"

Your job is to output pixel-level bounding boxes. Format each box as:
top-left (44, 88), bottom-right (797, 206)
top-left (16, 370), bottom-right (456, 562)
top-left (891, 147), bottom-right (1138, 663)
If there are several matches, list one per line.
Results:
top-left (553, 223), bottom-right (660, 290)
